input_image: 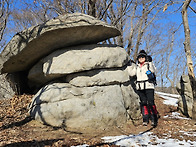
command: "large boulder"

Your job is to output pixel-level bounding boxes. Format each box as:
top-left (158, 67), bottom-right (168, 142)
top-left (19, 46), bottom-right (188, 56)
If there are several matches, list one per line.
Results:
top-left (176, 75), bottom-right (193, 117)
top-left (0, 12), bottom-right (120, 74)
top-left (28, 44), bottom-right (129, 88)
top-left (120, 81), bottom-right (141, 121)
top-left (0, 74), bottom-right (15, 99)
top-left (29, 82), bottom-right (140, 131)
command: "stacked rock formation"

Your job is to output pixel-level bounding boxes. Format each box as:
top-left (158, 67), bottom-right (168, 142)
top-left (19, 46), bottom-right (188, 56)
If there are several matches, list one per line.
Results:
top-left (176, 75), bottom-right (193, 117)
top-left (0, 13), bottom-right (140, 132)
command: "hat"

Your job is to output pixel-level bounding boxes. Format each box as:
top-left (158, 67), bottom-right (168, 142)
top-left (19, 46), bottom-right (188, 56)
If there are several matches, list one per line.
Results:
top-left (137, 50), bottom-right (147, 60)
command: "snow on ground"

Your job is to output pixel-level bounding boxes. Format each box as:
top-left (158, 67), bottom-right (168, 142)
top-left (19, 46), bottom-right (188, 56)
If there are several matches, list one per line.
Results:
top-left (164, 112), bottom-right (191, 120)
top-left (155, 91), bottom-right (179, 106)
top-left (101, 132), bottom-right (196, 147)
top-left (74, 131), bottom-right (196, 147)
top-left (155, 91), bottom-right (180, 98)
top-left (72, 91), bottom-right (196, 147)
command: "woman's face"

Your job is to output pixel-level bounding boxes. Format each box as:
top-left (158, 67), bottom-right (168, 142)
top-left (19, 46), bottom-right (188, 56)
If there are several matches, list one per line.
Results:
top-left (138, 56), bottom-right (146, 63)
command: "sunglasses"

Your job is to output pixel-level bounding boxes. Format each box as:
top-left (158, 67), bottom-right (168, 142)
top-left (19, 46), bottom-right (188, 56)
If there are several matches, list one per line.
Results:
top-left (138, 55), bottom-right (146, 59)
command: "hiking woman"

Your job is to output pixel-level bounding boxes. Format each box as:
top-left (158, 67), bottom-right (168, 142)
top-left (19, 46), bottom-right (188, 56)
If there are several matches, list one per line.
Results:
top-left (128, 50), bottom-right (158, 127)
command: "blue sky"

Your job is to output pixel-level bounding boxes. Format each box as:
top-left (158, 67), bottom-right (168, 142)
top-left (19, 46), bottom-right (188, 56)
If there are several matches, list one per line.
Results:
top-left (1, 0), bottom-right (196, 87)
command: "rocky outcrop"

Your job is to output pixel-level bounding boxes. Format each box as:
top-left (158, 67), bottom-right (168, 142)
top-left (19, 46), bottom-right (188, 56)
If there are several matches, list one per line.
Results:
top-left (0, 72), bottom-right (29, 99)
top-left (176, 75), bottom-right (193, 117)
top-left (0, 13), bottom-right (120, 74)
top-left (0, 74), bottom-right (15, 99)
top-left (28, 44), bottom-right (129, 88)
top-left (0, 12), bottom-right (141, 132)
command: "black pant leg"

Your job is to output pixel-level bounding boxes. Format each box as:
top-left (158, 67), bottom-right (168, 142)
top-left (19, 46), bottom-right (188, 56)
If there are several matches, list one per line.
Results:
top-left (145, 89), bottom-right (155, 105)
top-left (145, 89), bottom-right (158, 126)
top-left (137, 90), bottom-right (149, 123)
top-left (137, 90), bottom-right (148, 106)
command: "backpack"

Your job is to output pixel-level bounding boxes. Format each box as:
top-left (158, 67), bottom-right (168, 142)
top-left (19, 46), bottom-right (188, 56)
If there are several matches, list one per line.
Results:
top-left (146, 55), bottom-right (152, 62)
top-left (146, 55), bottom-right (157, 85)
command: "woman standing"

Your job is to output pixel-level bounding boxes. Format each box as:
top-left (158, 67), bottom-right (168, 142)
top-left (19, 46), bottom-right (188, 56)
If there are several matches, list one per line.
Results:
top-left (128, 50), bottom-right (158, 127)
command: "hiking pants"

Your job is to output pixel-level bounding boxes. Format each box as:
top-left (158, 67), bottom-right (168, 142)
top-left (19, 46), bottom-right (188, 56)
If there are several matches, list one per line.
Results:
top-left (137, 89), bottom-right (158, 123)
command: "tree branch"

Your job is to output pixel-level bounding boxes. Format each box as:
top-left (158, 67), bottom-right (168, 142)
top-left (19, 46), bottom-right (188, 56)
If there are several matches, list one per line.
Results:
top-left (189, 5), bottom-right (196, 14)
top-left (99, 0), bottom-right (113, 20)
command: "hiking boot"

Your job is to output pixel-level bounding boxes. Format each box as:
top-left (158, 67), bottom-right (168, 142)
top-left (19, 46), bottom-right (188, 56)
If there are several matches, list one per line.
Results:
top-left (143, 122), bottom-right (148, 126)
top-left (149, 105), bottom-right (158, 127)
top-left (151, 121), bottom-right (157, 127)
top-left (150, 114), bottom-right (158, 127)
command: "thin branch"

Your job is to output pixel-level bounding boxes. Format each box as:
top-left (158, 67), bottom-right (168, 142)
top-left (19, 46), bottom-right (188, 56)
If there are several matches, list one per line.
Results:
top-left (99, 0), bottom-right (113, 20)
top-left (189, 5), bottom-right (196, 14)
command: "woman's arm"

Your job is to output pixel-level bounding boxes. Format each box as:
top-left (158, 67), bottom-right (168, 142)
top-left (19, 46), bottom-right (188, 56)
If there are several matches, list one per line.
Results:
top-left (127, 62), bottom-right (137, 77)
top-left (148, 61), bottom-right (156, 73)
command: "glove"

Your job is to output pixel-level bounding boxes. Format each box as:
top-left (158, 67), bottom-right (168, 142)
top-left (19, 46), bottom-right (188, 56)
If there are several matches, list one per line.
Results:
top-left (146, 70), bottom-right (155, 80)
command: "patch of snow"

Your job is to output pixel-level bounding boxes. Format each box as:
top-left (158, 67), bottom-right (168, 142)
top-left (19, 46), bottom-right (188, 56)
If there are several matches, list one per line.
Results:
top-left (159, 95), bottom-right (178, 106)
top-left (179, 130), bottom-right (196, 137)
top-left (163, 112), bottom-right (191, 120)
top-left (155, 91), bottom-right (180, 98)
top-left (73, 132), bottom-right (196, 147)
top-left (155, 91), bottom-right (179, 106)
top-left (101, 132), bottom-right (196, 147)
top-left (72, 145), bottom-right (89, 147)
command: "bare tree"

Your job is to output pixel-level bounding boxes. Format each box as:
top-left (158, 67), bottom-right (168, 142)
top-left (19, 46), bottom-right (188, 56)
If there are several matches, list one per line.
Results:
top-left (107, 0), bottom-right (130, 46)
top-left (165, 30), bottom-right (175, 94)
top-left (181, 0), bottom-right (196, 120)
top-left (2, 0), bottom-right (193, 91)
top-left (8, 0), bottom-right (166, 52)
top-left (127, 0), bottom-right (137, 56)
top-left (88, 0), bottom-right (96, 17)
top-left (165, 24), bottom-right (182, 93)
top-left (133, 0), bottom-right (163, 61)
top-left (122, 0), bottom-right (165, 61)
top-left (0, 0), bottom-right (11, 42)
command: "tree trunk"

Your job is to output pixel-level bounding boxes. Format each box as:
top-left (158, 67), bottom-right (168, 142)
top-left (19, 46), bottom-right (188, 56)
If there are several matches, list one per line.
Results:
top-left (181, 0), bottom-right (196, 120)
top-left (116, 0), bottom-right (124, 47)
top-left (133, 6), bottom-right (144, 62)
top-left (133, 1), bottom-right (160, 61)
top-left (127, 0), bottom-right (137, 56)
top-left (88, 0), bottom-right (96, 17)
top-left (166, 30), bottom-right (178, 94)
top-left (0, 0), bottom-right (10, 41)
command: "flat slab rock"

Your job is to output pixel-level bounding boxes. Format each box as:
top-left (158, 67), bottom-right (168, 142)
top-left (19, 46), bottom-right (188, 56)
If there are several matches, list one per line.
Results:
top-left (0, 12), bottom-right (120, 73)
top-left (28, 44), bottom-right (129, 87)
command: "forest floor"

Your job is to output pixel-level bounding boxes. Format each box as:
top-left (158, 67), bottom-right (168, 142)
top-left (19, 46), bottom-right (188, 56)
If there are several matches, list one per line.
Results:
top-left (0, 94), bottom-right (196, 147)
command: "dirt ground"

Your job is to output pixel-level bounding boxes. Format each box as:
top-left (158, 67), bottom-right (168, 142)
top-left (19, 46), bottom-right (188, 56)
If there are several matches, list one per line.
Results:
top-left (0, 94), bottom-right (196, 147)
